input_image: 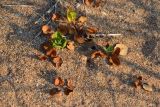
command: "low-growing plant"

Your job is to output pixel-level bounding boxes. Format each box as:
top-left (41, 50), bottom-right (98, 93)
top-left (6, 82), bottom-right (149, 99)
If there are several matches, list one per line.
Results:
top-left (51, 31), bottom-right (67, 49)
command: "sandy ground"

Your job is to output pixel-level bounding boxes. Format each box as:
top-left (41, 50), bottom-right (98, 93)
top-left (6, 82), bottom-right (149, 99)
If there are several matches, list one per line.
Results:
top-left (0, 0), bottom-right (160, 107)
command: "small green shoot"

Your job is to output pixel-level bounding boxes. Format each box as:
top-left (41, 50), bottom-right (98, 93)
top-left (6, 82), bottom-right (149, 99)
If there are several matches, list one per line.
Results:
top-left (51, 32), bottom-right (67, 49)
top-left (103, 45), bottom-right (114, 53)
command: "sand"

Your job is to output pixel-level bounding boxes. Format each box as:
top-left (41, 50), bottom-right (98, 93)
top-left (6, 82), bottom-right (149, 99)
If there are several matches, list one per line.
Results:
top-left (0, 0), bottom-right (160, 107)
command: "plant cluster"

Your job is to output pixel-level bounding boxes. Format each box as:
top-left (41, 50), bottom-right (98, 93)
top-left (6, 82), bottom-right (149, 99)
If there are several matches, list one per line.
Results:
top-left (35, 1), bottom-right (153, 97)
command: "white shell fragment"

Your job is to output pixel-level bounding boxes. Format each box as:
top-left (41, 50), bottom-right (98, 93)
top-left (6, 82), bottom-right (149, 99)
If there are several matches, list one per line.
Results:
top-left (114, 44), bottom-right (128, 56)
top-left (142, 83), bottom-right (153, 92)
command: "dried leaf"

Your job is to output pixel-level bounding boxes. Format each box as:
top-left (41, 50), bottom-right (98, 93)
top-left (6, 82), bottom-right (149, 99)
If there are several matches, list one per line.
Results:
top-left (80, 55), bottom-right (88, 64)
top-left (91, 51), bottom-right (107, 59)
top-left (42, 25), bottom-right (53, 34)
top-left (68, 26), bottom-right (76, 35)
top-left (36, 54), bottom-right (47, 61)
top-left (142, 83), bottom-right (153, 92)
top-left (78, 16), bottom-right (87, 23)
top-left (113, 47), bottom-right (120, 56)
top-left (67, 41), bottom-right (75, 51)
top-left (57, 24), bottom-right (69, 35)
top-left (106, 57), bottom-right (113, 65)
top-left (67, 79), bottom-right (75, 90)
top-left (87, 27), bottom-right (98, 34)
top-left (94, 0), bottom-right (101, 7)
top-left (53, 77), bottom-right (64, 86)
top-left (110, 55), bottom-right (120, 66)
top-left (84, 0), bottom-right (93, 6)
top-left (64, 87), bottom-right (73, 95)
top-left (46, 48), bottom-right (57, 57)
top-left (52, 13), bottom-right (60, 21)
top-left (74, 35), bottom-right (85, 44)
top-left (52, 56), bottom-right (63, 68)
top-left (114, 44), bottom-right (128, 56)
top-left (134, 79), bottom-right (141, 88)
top-left (41, 42), bottom-right (52, 51)
top-left (137, 76), bottom-right (142, 80)
top-left (49, 88), bottom-right (61, 96)
top-left (133, 76), bottom-right (142, 88)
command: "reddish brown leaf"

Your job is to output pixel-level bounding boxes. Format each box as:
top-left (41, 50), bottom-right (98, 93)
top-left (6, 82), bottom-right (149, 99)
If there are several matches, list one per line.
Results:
top-left (67, 41), bottom-right (75, 51)
top-left (106, 57), bottom-right (113, 65)
top-left (78, 16), bottom-right (87, 23)
top-left (110, 55), bottom-right (120, 66)
top-left (87, 27), bottom-right (98, 34)
top-left (53, 77), bottom-right (64, 86)
top-left (41, 42), bottom-right (52, 51)
top-left (68, 26), bottom-right (76, 35)
top-left (42, 25), bottom-right (53, 34)
top-left (84, 0), bottom-right (93, 6)
top-left (52, 13), bottom-right (60, 21)
top-left (91, 51), bottom-right (107, 59)
top-left (57, 24), bottom-right (69, 35)
top-left (49, 88), bottom-right (61, 96)
top-left (80, 55), bottom-right (88, 64)
top-left (52, 56), bottom-right (63, 68)
top-left (64, 87), bottom-right (73, 95)
top-left (137, 76), bottom-right (142, 81)
top-left (133, 76), bottom-right (142, 88)
top-left (67, 79), bottom-right (75, 90)
top-left (46, 48), bottom-right (57, 57)
top-left (74, 35), bottom-right (85, 44)
top-left (93, 0), bottom-right (101, 7)
top-left (36, 54), bottom-right (47, 61)
top-left (134, 80), bottom-right (141, 88)
top-left (113, 47), bottom-right (120, 56)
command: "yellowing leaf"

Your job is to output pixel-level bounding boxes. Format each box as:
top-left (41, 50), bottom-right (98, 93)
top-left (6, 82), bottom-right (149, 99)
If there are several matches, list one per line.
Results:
top-left (67, 9), bottom-right (77, 22)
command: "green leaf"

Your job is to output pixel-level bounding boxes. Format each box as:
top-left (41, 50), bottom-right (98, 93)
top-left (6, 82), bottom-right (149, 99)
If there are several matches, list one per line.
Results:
top-left (51, 31), bottom-right (62, 39)
top-left (103, 45), bottom-right (114, 53)
top-left (67, 9), bottom-right (77, 22)
top-left (51, 31), bottom-right (67, 49)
